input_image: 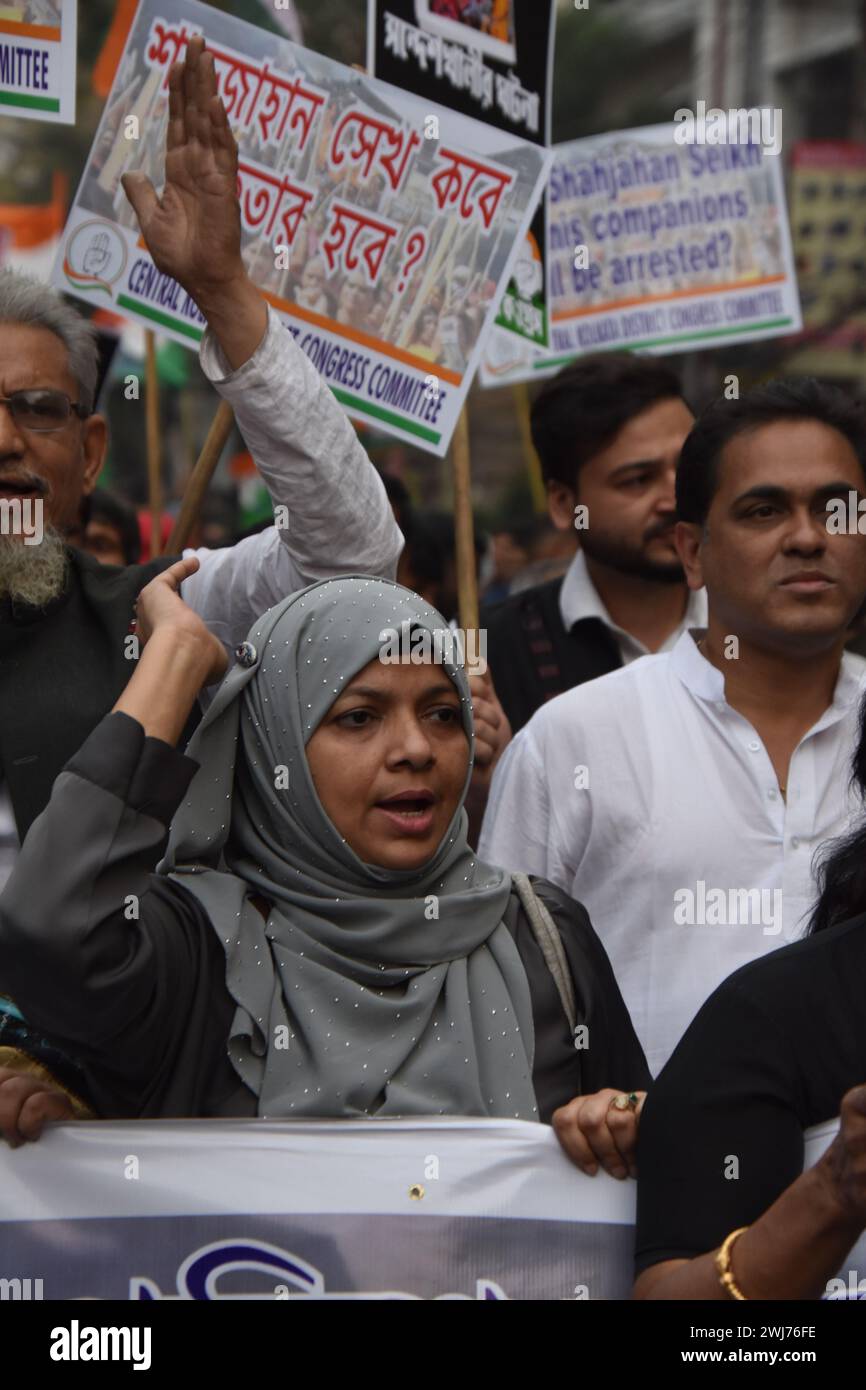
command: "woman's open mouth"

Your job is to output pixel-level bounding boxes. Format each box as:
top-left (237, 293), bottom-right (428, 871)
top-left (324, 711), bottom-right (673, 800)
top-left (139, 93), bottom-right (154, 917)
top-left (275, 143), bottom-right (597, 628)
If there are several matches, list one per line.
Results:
top-left (374, 791), bottom-right (436, 836)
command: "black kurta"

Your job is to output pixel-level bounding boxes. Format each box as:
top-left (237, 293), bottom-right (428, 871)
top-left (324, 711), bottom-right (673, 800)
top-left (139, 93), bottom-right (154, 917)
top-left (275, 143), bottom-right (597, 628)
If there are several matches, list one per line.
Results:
top-left (0, 547), bottom-right (200, 841)
top-left (634, 912), bottom-right (866, 1275)
top-left (481, 578), bottom-right (622, 735)
top-left (0, 711), bottom-right (649, 1123)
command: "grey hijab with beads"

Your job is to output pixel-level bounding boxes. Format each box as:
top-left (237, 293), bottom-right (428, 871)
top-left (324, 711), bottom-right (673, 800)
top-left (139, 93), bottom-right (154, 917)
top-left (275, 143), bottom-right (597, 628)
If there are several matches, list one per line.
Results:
top-left (159, 575), bottom-right (537, 1121)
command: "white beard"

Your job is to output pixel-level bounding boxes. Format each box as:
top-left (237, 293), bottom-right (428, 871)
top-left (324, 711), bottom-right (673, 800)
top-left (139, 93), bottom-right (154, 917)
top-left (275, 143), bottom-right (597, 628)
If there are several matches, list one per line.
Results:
top-left (0, 527), bottom-right (68, 607)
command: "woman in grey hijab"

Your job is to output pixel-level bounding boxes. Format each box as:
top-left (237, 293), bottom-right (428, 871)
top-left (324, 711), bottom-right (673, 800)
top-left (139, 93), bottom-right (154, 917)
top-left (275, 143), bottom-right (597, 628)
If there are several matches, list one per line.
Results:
top-left (0, 560), bottom-right (649, 1174)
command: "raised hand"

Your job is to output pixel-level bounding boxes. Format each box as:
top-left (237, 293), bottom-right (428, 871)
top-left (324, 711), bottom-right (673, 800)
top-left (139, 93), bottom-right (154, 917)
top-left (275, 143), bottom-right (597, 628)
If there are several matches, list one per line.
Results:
top-left (121, 36), bottom-right (243, 303)
top-left (134, 555), bottom-right (229, 688)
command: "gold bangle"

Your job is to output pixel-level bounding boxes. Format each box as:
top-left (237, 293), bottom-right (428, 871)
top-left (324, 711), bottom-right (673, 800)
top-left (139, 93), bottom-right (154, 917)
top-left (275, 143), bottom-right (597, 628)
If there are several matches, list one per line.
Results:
top-left (715, 1226), bottom-right (750, 1300)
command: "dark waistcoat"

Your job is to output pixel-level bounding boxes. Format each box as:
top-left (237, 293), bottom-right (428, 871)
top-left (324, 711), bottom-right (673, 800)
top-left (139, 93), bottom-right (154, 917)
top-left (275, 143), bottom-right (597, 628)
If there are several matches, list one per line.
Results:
top-left (0, 547), bottom-right (199, 841)
top-left (481, 577), bottom-right (623, 735)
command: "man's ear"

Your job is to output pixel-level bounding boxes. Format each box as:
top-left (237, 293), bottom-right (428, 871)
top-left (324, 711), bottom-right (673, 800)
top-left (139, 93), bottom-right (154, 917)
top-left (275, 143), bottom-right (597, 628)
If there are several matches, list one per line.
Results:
top-left (80, 413), bottom-right (108, 496)
top-left (547, 478), bottom-right (578, 533)
top-left (675, 520), bottom-right (706, 591)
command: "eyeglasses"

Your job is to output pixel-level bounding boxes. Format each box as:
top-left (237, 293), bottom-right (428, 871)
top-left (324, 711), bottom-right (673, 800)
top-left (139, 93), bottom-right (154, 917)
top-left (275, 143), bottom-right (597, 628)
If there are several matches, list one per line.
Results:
top-left (0, 390), bottom-right (90, 433)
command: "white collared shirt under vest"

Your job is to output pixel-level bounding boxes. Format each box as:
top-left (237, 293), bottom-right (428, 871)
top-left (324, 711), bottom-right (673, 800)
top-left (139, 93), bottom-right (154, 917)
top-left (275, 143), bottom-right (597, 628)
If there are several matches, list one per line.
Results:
top-left (558, 548), bottom-right (708, 665)
top-left (479, 631), bottom-right (866, 1076)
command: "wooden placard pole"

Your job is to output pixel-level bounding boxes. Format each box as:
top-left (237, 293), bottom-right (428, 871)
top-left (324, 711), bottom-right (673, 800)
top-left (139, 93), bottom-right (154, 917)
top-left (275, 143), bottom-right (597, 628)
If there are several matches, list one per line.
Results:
top-left (144, 329), bottom-right (162, 558)
top-left (166, 399), bottom-right (235, 555)
top-left (451, 404), bottom-right (480, 650)
top-left (512, 381), bottom-right (547, 512)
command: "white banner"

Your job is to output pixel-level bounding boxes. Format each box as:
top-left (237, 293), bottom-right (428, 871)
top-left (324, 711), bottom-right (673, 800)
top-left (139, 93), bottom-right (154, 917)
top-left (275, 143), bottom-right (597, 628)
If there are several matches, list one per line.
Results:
top-left (0, 1116), bottom-right (862, 1300)
top-left (0, 0), bottom-right (76, 124)
top-left (51, 0), bottom-right (549, 457)
top-left (480, 120), bottom-right (802, 385)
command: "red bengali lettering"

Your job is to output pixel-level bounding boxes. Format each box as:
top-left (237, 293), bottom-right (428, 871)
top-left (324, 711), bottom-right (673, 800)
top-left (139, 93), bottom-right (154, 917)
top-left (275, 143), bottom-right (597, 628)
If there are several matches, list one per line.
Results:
top-left (321, 202), bottom-right (399, 282)
top-left (430, 147), bottom-right (514, 229)
top-left (145, 20), bottom-right (193, 84)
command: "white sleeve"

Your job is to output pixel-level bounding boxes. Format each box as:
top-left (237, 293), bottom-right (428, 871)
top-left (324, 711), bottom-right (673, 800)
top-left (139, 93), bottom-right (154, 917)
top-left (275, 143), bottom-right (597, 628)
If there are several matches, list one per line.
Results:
top-left (478, 725), bottom-right (554, 877)
top-left (478, 710), bottom-right (587, 894)
top-left (179, 305), bottom-right (404, 648)
top-left (180, 527), bottom-right (294, 662)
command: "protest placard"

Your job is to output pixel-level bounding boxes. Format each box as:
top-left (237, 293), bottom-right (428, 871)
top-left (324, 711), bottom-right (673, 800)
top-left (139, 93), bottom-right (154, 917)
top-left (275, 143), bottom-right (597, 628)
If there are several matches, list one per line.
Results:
top-left (51, 0), bottom-right (549, 458)
top-left (0, 1117), bottom-right (861, 1300)
top-left (367, 0), bottom-right (555, 354)
top-left (0, 0), bottom-right (76, 123)
top-left (481, 121), bottom-right (802, 385)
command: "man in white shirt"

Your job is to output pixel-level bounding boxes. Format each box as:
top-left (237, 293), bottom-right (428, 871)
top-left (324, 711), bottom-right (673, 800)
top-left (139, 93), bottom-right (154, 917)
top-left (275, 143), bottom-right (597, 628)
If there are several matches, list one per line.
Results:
top-left (481, 375), bottom-right (866, 1076)
top-left (481, 352), bottom-right (705, 734)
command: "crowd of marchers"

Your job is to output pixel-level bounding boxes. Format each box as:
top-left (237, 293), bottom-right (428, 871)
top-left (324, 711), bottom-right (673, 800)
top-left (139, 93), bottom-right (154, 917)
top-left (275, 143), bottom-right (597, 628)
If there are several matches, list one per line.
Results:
top-left (1, 40), bottom-right (865, 1303)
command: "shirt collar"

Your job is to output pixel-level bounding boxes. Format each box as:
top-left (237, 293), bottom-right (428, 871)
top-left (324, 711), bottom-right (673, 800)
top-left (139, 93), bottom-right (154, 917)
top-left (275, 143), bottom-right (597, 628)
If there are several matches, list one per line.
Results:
top-left (670, 628), bottom-right (724, 700)
top-left (558, 548), bottom-right (707, 645)
top-left (671, 628), bottom-right (866, 715)
top-left (559, 550), bottom-right (612, 630)
top-left (831, 650), bottom-right (866, 712)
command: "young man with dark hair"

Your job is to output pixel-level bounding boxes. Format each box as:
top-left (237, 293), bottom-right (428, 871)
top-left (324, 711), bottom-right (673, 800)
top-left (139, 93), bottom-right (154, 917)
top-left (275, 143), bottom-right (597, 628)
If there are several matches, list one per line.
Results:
top-left (481, 353), bottom-right (702, 733)
top-left (481, 376), bottom-right (866, 1075)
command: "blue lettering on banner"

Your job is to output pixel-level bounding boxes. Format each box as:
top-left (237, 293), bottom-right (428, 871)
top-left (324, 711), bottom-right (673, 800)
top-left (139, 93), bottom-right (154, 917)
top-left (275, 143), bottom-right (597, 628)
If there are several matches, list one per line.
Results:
top-left (293, 335), bottom-right (447, 428)
top-left (551, 281), bottom-right (789, 355)
top-left (127, 259), bottom-right (183, 312)
top-left (367, 361), bottom-right (445, 425)
top-left (723, 288), bottom-right (784, 320)
top-left (299, 334), bottom-right (369, 393)
top-left (179, 291), bottom-right (205, 325)
top-left (131, 1238), bottom-right (508, 1301)
top-left (0, 45), bottom-right (50, 91)
top-left (544, 120), bottom-right (798, 362)
top-left (687, 144), bottom-right (763, 177)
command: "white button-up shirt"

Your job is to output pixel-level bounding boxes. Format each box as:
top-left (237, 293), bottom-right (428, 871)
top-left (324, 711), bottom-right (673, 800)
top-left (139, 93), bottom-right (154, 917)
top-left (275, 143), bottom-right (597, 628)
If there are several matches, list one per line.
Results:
top-left (559, 549), bottom-right (708, 665)
top-left (479, 631), bottom-right (866, 1075)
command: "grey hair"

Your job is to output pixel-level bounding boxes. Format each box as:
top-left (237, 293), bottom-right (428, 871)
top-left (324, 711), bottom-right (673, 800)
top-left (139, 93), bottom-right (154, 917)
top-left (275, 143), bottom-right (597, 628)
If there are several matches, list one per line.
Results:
top-left (0, 269), bottom-right (100, 414)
